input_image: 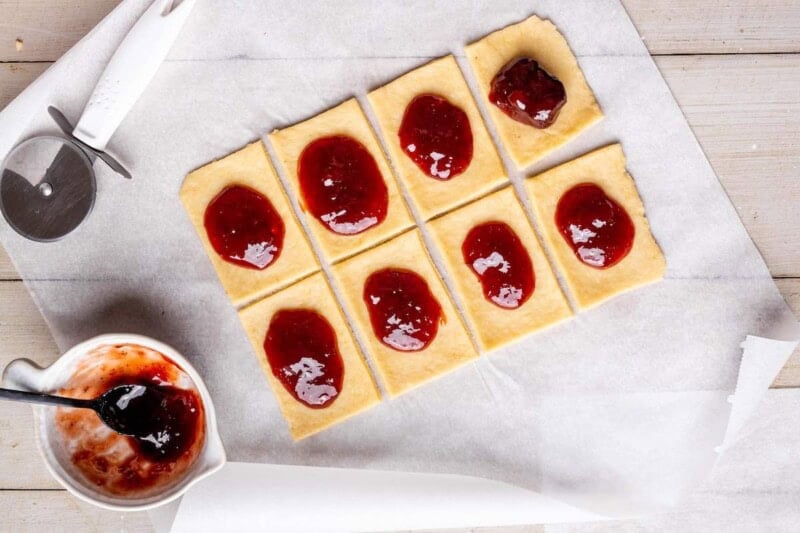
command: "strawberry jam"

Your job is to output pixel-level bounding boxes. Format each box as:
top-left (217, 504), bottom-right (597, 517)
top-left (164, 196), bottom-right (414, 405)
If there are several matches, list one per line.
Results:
top-left (398, 94), bottom-right (473, 180)
top-left (489, 57), bottom-right (566, 128)
top-left (555, 183), bottom-right (635, 269)
top-left (462, 222), bottom-right (535, 309)
top-left (264, 309), bottom-right (344, 408)
top-left (204, 185), bottom-right (285, 270)
top-left (363, 268), bottom-right (443, 352)
top-left (54, 344), bottom-right (205, 497)
top-left (100, 384), bottom-right (202, 462)
top-left (297, 135), bottom-right (388, 235)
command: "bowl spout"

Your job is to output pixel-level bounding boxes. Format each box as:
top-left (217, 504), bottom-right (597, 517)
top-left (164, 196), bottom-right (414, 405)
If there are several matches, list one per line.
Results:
top-left (2, 358), bottom-right (47, 392)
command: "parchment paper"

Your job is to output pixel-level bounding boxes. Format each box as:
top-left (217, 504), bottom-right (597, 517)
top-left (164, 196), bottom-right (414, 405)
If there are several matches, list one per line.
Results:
top-left (166, 388), bottom-right (800, 532)
top-left (1, 0), bottom-right (798, 524)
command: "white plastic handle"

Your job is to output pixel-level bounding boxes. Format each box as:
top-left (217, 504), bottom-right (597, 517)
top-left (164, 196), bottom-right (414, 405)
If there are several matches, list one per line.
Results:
top-left (72, 0), bottom-right (197, 151)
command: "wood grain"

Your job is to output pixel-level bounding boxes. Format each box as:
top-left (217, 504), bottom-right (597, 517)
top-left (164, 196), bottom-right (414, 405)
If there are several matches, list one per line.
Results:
top-left (0, 282), bottom-right (59, 489)
top-left (624, 0), bottom-right (800, 54)
top-left (773, 278), bottom-right (800, 388)
top-left (0, 1), bottom-right (798, 530)
top-left (0, 0), bottom-right (119, 62)
top-left (1, 1), bottom-right (798, 61)
top-left (0, 63), bottom-right (48, 112)
top-left (0, 490), bottom-right (152, 532)
top-left (654, 54), bottom-right (800, 278)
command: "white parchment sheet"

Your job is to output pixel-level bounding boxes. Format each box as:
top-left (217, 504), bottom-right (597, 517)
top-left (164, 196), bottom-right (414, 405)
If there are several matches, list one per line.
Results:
top-left (1, 0), bottom-right (798, 529)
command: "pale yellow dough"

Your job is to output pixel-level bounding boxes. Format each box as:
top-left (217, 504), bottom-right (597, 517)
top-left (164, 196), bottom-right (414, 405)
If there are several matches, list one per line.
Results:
top-left (238, 273), bottom-right (381, 440)
top-left (428, 187), bottom-right (572, 352)
top-left (269, 99), bottom-right (414, 263)
top-left (465, 15), bottom-right (603, 169)
top-left (332, 230), bottom-right (477, 397)
top-left (180, 142), bottom-right (318, 307)
top-left (525, 144), bottom-right (665, 310)
top-left (368, 55), bottom-right (507, 220)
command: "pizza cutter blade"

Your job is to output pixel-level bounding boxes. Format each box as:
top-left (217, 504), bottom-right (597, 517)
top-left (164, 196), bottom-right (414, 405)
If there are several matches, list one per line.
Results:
top-left (0, 136), bottom-right (96, 242)
top-left (0, 0), bottom-right (197, 242)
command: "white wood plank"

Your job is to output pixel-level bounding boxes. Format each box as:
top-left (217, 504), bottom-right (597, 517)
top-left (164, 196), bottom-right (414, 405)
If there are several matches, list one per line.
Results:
top-left (655, 54), bottom-right (800, 278)
top-left (623, 0), bottom-right (800, 55)
top-left (0, 0), bottom-right (798, 62)
top-left (0, 2), bottom-right (796, 531)
top-left (0, 281), bottom-right (61, 489)
top-left (0, 404), bottom-right (62, 489)
top-left (773, 278), bottom-right (800, 389)
top-left (0, 63), bottom-right (48, 114)
top-left (0, 246), bottom-right (16, 280)
top-left (0, 1), bottom-right (798, 507)
top-left (0, 490), bottom-right (153, 532)
top-left (0, 0), bottom-right (119, 62)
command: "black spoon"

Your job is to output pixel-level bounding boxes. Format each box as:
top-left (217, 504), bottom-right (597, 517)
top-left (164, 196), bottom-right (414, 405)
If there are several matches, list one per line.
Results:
top-left (0, 384), bottom-right (167, 437)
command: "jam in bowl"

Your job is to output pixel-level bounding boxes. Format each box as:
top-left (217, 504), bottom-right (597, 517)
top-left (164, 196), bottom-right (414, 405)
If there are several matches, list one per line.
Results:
top-left (1, 334), bottom-right (225, 511)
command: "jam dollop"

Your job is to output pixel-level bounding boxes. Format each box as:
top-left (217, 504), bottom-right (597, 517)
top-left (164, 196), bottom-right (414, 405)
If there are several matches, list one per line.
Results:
top-left (204, 185), bottom-right (285, 270)
top-left (555, 183), bottom-right (635, 269)
top-left (264, 309), bottom-right (344, 408)
top-left (297, 135), bottom-right (389, 235)
top-left (101, 384), bottom-right (202, 462)
top-left (462, 222), bottom-right (535, 309)
top-left (363, 268), bottom-right (443, 352)
top-left (489, 57), bottom-right (567, 128)
top-left (54, 344), bottom-right (205, 497)
top-left (398, 94), bottom-right (473, 180)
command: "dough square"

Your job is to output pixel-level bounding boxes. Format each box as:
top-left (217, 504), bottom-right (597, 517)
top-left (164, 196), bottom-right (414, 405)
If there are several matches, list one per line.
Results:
top-left (331, 230), bottom-right (477, 397)
top-left (180, 142), bottom-right (319, 307)
top-left (428, 186), bottom-right (572, 352)
top-left (238, 273), bottom-right (381, 440)
top-left (465, 15), bottom-right (603, 169)
top-left (367, 55), bottom-right (507, 220)
top-left (269, 99), bottom-right (414, 263)
top-left (525, 144), bottom-right (665, 310)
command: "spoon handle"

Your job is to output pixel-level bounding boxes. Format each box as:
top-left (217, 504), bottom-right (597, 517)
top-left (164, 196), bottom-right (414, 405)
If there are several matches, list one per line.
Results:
top-left (0, 387), bottom-right (94, 410)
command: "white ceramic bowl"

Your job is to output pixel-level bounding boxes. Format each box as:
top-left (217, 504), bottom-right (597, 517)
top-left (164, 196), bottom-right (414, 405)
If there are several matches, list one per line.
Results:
top-left (1, 333), bottom-right (226, 511)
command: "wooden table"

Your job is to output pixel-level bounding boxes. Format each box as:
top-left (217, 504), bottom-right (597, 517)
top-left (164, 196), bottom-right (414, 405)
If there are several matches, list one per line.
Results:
top-left (1, 1), bottom-right (798, 531)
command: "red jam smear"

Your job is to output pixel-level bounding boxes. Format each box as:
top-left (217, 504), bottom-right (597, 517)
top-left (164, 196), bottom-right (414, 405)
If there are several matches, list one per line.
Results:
top-left (398, 94), bottom-right (474, 180)
top-left (462, 222), bottom-right (535, 309)
top-left (204, 185), bottom-right (285, 270)
top-left (264, 309), bottom-right (344, 408)
top-left (54, 344), bottom-right (205, 497)
top-left (489, 57), bottom-right (567, 128)
top-left (555, 183), bottom-right (635, 269)
top-left (297, 135), bottom-right (388, 235)
top-left (363, 268), bottom-right (443, 352)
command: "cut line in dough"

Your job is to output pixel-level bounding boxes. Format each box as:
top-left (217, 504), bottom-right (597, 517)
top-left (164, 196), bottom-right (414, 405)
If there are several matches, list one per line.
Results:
top-left (428, 186), bottom-right (573, 352)
top-left (180, 141), bottom-right (319, 307)
top-left (269, 99), bottom-right (414, 264)
top-left (331, 230), bottom-right (478, 397)
top-left (238, 273), bottom-right (381, 440)
top-left (368, 55), bottom-right (507, 220)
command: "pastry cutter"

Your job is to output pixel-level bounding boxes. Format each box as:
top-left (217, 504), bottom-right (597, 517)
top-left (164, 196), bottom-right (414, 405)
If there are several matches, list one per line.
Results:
top-left (0, 0), bottom-right (197, 242)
